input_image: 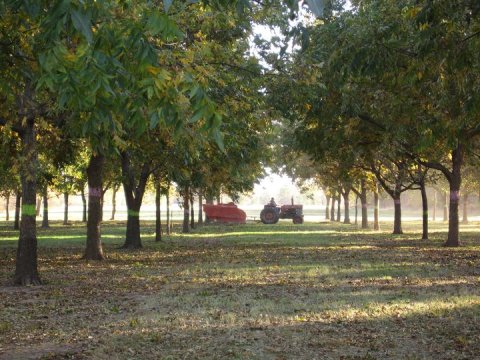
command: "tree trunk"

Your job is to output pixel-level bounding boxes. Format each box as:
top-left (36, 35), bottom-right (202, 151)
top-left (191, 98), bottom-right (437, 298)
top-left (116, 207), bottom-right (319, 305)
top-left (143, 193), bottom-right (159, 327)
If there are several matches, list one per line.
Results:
top-left (420, 181), bottom-right (428, 240)
top-left (166, 183), bottom-right (171, 235)
top-left (84, 154), bottom-right (105, 260)
top-left (342, 189), bottom-right (351, 224)
top-left (392, 195), bottom-right (403, 234)
top-left (336, 194), bottom-right (341, 222)
top-left (15, 117), bottom-right (41, 285)
top-left (432, 190), bottom-right (437, 221)
top-left (190, 191), bottom-right (195, 229)
top-left (198, 190), bottom-right (203, 225)
top-left (182, 188), bottom-right (190, 233)
top-left (325, 195), bottom-right (330, 220)
top-left (81, 187), bottom-right (87, 223)
top-left (155, 182), bottom-right (162, 242)
top-left (5, 195), bottom-right (9, 221)
top-left (41, 190), bottom-right (49, 228)
top-left (443, 190), bottom-right (448, 221)
top-left (35, 196), bottom-right (41, 216)
top-left (462, 193), bottom-right (468, 224)
top-left (110, 185), bottom-right (118, 221)
top-left (120, 154), bottom-right (150, 250)
top-left (330, 194), bottom-right (336, 221)
top-left (445, 145), bottom-right (463, 247)
top-left (373, 184), bottom-right (380, 231)
top-left (354, 195), bottom-right (358, 225)
top-left (63, 192), bottom-right (69, 225)
top-left (14, 191), bottom-right (21, 230)
top-left (360, 180), bottom-right (368, 229)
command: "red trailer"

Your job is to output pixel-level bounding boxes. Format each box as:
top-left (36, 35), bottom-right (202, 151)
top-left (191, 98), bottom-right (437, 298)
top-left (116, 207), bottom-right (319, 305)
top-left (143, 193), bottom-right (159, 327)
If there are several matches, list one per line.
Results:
top-left (202, 203), bottom-right (247, 224)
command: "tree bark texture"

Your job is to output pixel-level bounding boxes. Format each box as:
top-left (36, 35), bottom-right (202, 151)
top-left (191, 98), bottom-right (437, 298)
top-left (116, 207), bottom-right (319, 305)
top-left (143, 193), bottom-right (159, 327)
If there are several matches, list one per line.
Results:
top-left (420, 181), bottom-right (428, 240)
top-left (5, 195), bottom-right (9, 221)
top-left (198, 190), bottom-right (203, 225)
top-left (325, 195), bottom-right (330, 220)
top-left (166, 183), bottom-right (171, 235)
top-left (84, 154), bottom-right (105, 260)
top-left (342, 189), bottom-right (351, 224)
top-left (155, 182), bottom-right (162, 242)
top-left (190, 191), bottom-right (195, 229)
top-left (360, 180), bottom-right (368, 229)
top-left (445, 145), bottom-right (463, 247)
top-left (121, 152), bottom-right (151, 249)
top-left (63, 192), bottom-right (69, 225)
top-left (14, 191), bottom-right (21, 230)
top-left (330, 194), bottom-right (336, 222)
top-left (373, 184), bottom-right (380, 231)
top-left (110, 185), bottom-right (119, 221)
top-left (336, 194), bottom-right (341, 222)
top-left (392, 195), bottom-right (403, 234)
top-left (183, 188), bottom-right (190, 233)
top-left (354, 195), bottom-right (358, 225)
top-left (41, 190), bottom-right (49, 228)
top-left (81, 187), bottom-right (87, 223)
top-left (15, 118), bottom-right (41, 285)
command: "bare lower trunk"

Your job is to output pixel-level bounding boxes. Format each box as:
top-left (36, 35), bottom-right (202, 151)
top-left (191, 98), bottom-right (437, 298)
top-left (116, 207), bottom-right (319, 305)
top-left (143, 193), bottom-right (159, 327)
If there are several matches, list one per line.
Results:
top-left (63, 192), bottom-right (69, 225)
top-left (155, 183), bottom-right (162, 242)
top-left (330, 194), bottom-right (335, 222)
top-left (84, 154), bottom-right (105, 260)
top-left (81, 187), bottom-right (87, 223)
top-left (120, 154), bottom-right (150, 250)
top-left (325, 196), bottom-right (330, 220)
top-left (373, 185), bottom-right (380, 231)
top-left (354, 195), bottom-right (358, 225)
top-left (35, 196), bottom-right (41, 216)
top-left (110, 185), bottom-right (118, 221)
top-left (182, 188), bottom-right (190, 233)
top-left (443, 190), bottom-right (448, 222)
top-left (41, 190), bottom-right (49, 228)
top-left (445, 145), bottom-right (463, 247)
top-left (360, 179), bottom-right (368, 229)
top-left (432, 190), bottom-right (437, 221)
top-left (190, 191), bottom-right (195, 229)
top-left (462, 193), bottom-right (468, 224)
top-left (342, 190), bottom-right (350, 224)
top-left (420, 182), bottom-right (428, 240)
top-left (14, 191), bottom-right (21, 230)
top-left (336, 194), bottom-right (341, 222)
top-left (15, 117), bottom-right (41, 285)
top-left (166, 184), bottom-right (171, 235)
top-left (198, 190), bottom-right (203, 225)
top-left (124, 209), bottom-right (141, 248)
top-left (392, 195), bottom-right (403, 234)
top-left (5, 195), bottom-right (9, 221)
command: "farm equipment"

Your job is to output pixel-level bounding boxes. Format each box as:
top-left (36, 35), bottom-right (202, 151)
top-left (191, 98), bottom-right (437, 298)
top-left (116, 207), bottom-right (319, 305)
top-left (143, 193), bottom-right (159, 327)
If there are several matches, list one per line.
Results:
top-left (260, 203), bottom-right (304, 224)
top-left (202, 203), bottom-right (247, 224)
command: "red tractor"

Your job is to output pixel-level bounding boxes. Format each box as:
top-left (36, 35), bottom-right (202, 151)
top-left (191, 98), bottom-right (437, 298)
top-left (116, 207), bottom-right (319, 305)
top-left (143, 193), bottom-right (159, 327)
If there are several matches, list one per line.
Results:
top-left (260, 203), bottom-right (304, 224)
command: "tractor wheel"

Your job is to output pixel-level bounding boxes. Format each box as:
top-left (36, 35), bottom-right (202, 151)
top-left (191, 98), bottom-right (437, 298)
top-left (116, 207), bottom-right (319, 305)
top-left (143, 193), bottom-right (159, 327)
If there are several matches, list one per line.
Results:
top-left (293, 215), bottom-right (304, 224)
top-left (261, 208), bottom-right (279, 224)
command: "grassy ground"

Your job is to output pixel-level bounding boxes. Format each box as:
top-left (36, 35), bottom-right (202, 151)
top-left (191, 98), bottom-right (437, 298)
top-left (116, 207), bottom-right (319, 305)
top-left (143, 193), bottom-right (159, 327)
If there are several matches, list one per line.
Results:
top-left (0, 220), bottom-right (479, 359)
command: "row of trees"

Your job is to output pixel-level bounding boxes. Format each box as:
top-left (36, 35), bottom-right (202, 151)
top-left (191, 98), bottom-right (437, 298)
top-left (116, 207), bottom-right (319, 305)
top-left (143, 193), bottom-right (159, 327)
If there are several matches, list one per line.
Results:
top-left (1, 0), bottom-right (329, 285)
top-left (268, 0), bottom-right (480, 245)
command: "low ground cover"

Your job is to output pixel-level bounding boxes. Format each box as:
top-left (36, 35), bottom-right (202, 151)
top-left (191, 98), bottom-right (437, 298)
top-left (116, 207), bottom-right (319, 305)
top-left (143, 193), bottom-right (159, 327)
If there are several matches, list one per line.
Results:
top-left (1, 221), bottom-right (479, 359)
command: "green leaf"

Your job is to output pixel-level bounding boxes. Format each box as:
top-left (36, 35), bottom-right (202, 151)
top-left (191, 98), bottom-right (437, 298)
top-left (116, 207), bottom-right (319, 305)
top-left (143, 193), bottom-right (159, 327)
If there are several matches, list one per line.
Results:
top-left (305, 0), bottom-right (325, 17)
top-left (71, 10), bottom-right (93, 43)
